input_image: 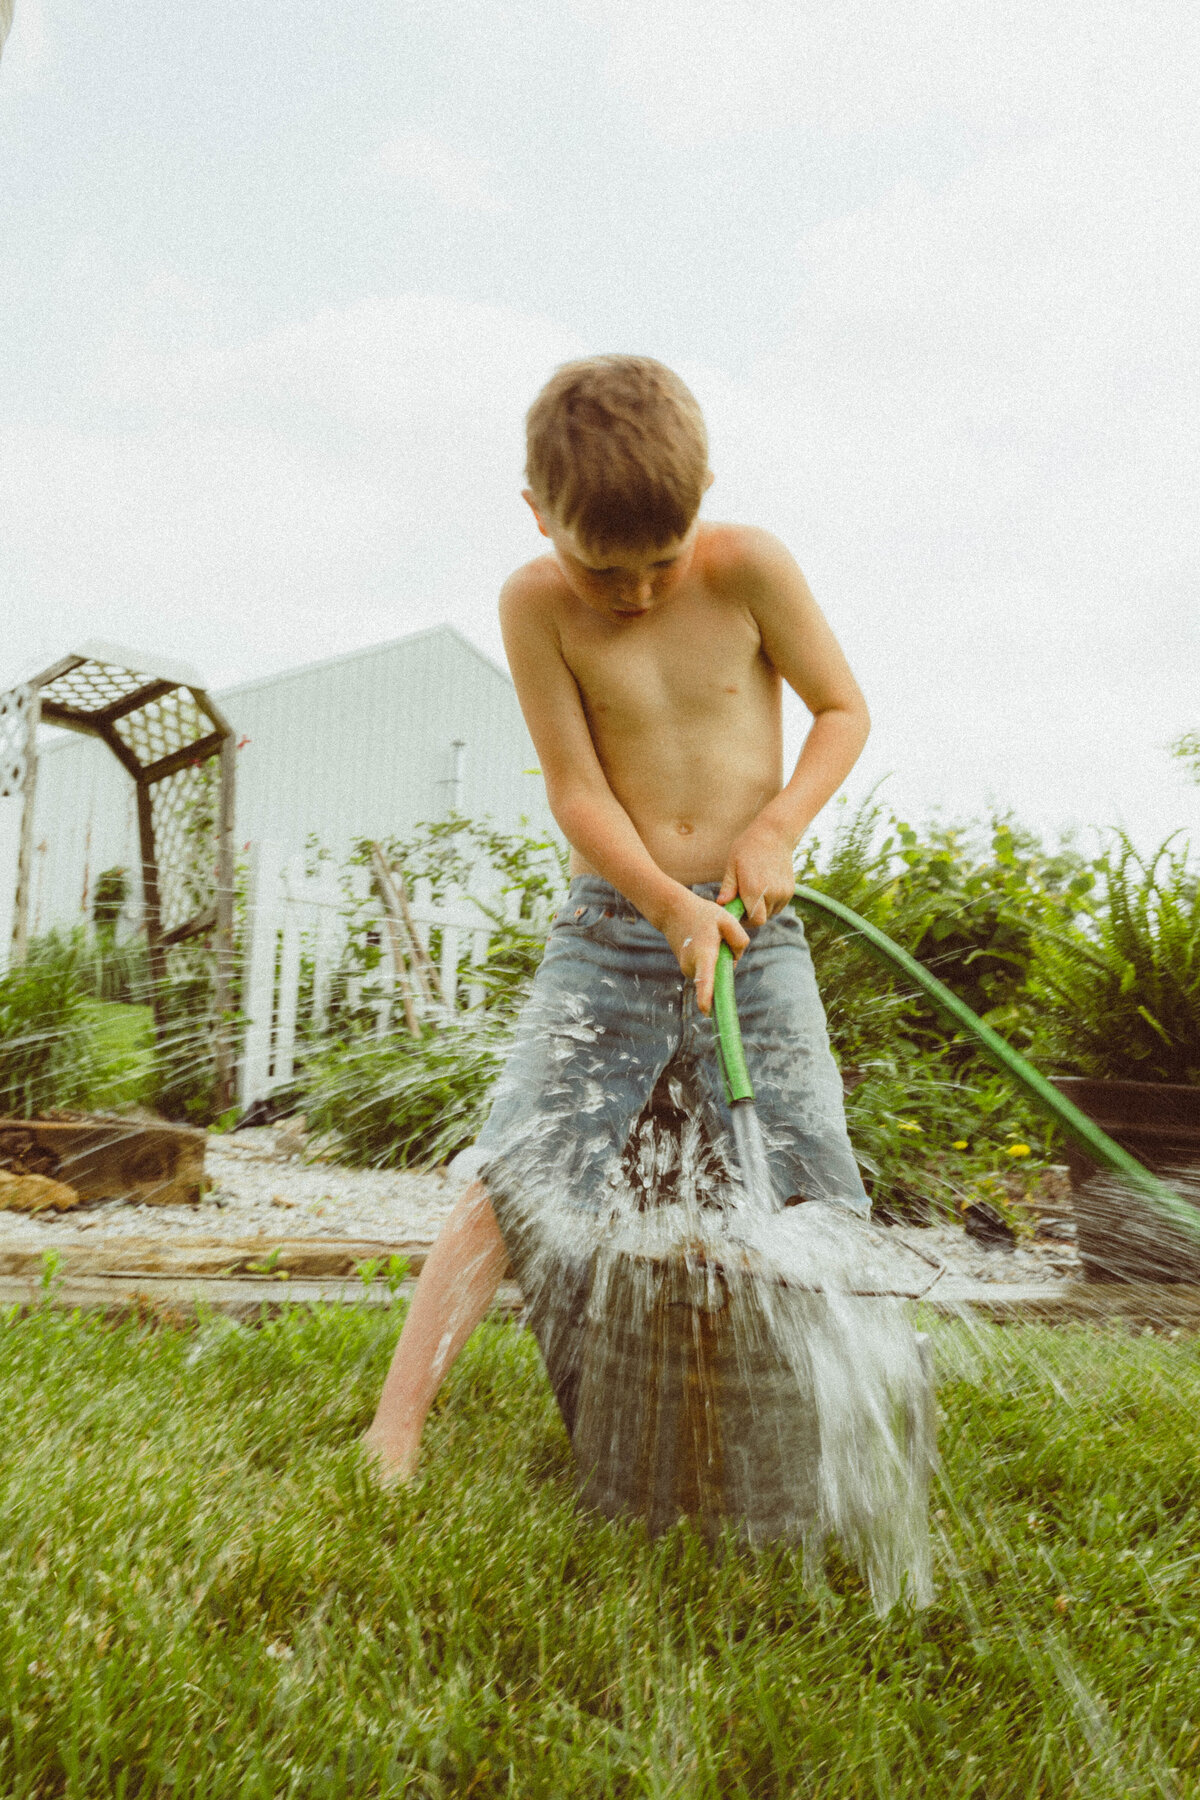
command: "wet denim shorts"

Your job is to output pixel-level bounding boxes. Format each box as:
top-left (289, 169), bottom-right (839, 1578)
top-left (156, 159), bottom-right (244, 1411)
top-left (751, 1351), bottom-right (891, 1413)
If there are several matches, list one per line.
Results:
top-left (474, 876), bottom-right (869, 1218)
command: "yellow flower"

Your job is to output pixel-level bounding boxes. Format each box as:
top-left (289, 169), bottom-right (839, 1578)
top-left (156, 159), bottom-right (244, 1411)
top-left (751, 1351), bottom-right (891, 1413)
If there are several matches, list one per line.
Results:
top-left (1006, 1143), bottom-right (1032, 1158)
top-left (953, 1140), bottom-right (969, 1150)
top-left (896, 1120), bottom-right (922, 1133)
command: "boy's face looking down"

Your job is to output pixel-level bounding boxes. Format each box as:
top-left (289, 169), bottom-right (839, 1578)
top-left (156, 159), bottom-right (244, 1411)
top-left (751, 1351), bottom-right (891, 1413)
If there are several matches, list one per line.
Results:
top-left (523, 481), bottom-right (710, 621)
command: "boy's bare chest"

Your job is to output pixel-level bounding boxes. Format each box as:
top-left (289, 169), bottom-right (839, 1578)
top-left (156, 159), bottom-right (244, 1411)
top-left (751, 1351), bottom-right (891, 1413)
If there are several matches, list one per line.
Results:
top-left (559, 597), bottom-right (769, 729)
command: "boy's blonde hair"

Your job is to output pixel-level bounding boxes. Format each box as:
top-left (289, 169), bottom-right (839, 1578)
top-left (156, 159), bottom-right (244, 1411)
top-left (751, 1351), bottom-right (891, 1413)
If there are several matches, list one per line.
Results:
top-left (525, 355), bottom-right (709, 553)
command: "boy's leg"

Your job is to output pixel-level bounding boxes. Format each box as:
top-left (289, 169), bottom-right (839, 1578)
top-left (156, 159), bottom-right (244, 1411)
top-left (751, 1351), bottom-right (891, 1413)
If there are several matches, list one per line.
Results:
top-left (361, 1179), bottom-right (509, 1485)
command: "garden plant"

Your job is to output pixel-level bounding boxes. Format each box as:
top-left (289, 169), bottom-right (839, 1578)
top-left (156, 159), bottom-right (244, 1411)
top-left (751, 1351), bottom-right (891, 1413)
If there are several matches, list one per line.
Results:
top-left (1026, 832), bottom-right (1200, 1086)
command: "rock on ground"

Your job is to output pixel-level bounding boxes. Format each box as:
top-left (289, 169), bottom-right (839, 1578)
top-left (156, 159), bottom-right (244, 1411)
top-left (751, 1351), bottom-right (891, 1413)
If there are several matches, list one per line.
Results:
top-left (0, 1167), bottom-right (83, 1214)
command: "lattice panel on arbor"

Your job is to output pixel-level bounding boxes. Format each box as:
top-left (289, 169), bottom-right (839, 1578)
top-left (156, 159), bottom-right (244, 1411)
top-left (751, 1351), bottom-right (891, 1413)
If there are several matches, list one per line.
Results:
top-left (113, 688), bottom-right (210, 773)
top-left (40, 660), bottom-right (149, 717)
top-left (149, 763), bottom-right (220, 937)
top-left (0, 685), bottom-right (34, 798)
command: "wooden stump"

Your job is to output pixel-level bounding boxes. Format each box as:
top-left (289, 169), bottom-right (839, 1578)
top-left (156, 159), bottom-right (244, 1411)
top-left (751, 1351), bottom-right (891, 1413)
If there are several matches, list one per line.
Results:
top-left (0, 1118), bottom-right (206, 1207)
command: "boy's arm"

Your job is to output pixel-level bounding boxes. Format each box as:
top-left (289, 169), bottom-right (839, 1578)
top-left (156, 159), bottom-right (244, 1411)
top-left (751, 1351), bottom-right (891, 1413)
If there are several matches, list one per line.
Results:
top-left (716, 530), bottom-right (871, 923)
top-left (500, 576), bottom-right (749, 1007)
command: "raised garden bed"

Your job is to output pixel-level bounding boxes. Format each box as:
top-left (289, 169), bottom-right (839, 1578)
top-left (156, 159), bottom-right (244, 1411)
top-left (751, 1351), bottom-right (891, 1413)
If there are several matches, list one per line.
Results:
top-left (1049, 1077), bottom-right (1200, 1282)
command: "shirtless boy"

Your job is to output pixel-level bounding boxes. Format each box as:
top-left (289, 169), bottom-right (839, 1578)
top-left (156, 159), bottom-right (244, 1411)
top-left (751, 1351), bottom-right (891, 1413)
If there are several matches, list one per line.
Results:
top-left (363, 354), bottom-right (872, 1484)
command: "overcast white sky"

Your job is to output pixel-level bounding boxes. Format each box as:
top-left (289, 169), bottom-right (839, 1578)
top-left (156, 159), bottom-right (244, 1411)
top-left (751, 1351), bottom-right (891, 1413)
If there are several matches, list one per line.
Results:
top-left (2, 0), bottom-right (1197, 857)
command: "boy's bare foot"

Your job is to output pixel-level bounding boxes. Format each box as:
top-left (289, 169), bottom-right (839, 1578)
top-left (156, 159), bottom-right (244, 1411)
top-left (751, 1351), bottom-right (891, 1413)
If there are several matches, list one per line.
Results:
top-left (359, 1425), bottom-right (419, 1489)
top-left (359, 1180), bottom-right (508, 1488)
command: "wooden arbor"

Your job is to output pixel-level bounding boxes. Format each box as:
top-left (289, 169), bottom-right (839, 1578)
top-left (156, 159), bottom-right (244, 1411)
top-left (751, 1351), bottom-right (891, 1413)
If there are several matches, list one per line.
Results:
top-left (0, 643), bottom-right (237, 1107)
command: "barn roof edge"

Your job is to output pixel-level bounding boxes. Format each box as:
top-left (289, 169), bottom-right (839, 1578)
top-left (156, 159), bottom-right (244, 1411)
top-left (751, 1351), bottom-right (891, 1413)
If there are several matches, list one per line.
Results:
top-left (215, 624), bottom-right (512, 703)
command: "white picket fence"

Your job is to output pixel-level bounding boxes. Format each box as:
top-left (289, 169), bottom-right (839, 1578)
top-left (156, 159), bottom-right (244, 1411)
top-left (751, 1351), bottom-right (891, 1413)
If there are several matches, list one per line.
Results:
top-left (238, 840), bottom-right (545, 1108)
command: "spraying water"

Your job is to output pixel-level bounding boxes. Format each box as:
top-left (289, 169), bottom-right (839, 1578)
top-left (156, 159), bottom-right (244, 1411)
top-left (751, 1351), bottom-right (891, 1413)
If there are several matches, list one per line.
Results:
top-left (482, 899), bottom-right (942, 1614)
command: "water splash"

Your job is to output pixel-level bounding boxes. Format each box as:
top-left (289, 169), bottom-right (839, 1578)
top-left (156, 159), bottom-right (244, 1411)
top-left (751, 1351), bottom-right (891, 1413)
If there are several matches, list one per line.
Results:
top-left (488, 1083), bottom-right (940, 1615)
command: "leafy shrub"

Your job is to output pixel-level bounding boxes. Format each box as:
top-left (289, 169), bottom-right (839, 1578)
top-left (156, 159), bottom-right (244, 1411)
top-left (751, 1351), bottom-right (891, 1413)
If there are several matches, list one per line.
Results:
top-left (82, 1001), bottom-right (157, 1110)
top-left (843, 1041), bottom-right (1056, 1221)
top-left (0, 933), bottom-right (101, 1117)
top-left (0, 927), bottom-right (225, 1123)
top-left (302, 803), bottom-right (1101, 1185)
top-left (795, 789), bottom-right (1098, 1065)
top-left (302, 1020), bottom-right (509, 1168)
top-left (145, 954), bottom-right (225, 1123)
top-left (791, 792), bottom-right (1102, 1209)
top-left (1027, 832), bottom-right (1200, 1084)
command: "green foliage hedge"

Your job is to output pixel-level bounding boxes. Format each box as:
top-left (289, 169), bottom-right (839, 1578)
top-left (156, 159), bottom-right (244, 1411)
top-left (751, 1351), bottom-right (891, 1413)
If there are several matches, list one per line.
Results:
top-left (0, 930), bottom-right (218, 1123)
top-left (1028, 833), bottom-right (1200, 1084)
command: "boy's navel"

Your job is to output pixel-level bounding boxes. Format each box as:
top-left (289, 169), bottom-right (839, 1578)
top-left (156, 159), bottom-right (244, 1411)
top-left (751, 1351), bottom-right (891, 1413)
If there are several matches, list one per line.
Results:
top-left (676, 820), bottom-right (694, 836)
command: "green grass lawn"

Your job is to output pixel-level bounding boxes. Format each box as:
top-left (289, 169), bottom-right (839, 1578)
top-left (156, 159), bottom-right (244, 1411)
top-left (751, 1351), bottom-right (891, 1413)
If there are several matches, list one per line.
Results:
top-left (1, 1301), bottom-right (1198, 1799)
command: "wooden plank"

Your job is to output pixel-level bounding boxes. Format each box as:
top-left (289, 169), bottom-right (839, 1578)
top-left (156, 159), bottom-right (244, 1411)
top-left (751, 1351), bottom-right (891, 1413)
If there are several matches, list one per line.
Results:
top-left (28, 653), bottom-right (87, 690)
top-left (6, 1262), bottom-right (1200, 1333)
top-left (368, 845), bottom-right (420, 1037)
top-left (402, 876), bottom-right (439, 1005)
top-left (160, 905), bottom-right (217, 948)
top-left (0, 1272), bottom-right (525, 1324)
top-left (921, 1278), bottom-right (1200, 1330)
top-left (93, 680), bottom-right (176, 726)
top-left (85, 716), bottom-right (143, 781)
top-left (213, 732), bottom-right (238, 1110)
top-left (0, 1236), bottom-right (437, 1280)
top-left (136, 779), bottom-right (166, 996)
top-left (239, 839), bottom-right (283, 1106)
top-left (11, 691), bottom-right (39, 964)
top-left (0, 795), bottom-right (21, 972)
top-left (139, 730), bottom-right (226, 787)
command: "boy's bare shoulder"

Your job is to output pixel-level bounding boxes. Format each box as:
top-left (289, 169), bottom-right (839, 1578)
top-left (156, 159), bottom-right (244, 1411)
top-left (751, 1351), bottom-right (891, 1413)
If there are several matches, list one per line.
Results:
top-left (698, 522), bottom-right (797, 593)
top-left (499, 553), bottom-right (566, 627)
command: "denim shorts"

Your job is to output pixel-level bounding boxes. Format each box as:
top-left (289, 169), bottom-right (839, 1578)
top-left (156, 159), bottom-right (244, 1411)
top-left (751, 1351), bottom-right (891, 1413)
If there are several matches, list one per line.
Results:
top-left (474, 875), bottom-right (868, 1219)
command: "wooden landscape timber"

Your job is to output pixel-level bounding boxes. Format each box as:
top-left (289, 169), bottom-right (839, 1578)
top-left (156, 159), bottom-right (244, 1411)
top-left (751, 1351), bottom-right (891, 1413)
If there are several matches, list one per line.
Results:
top-left (2, 1229), bottom-right (1199, 1333)
top-left (0, 1234), bottom-right (437, 1281)
top-left (0, 1117), bottom-right (206, 1207)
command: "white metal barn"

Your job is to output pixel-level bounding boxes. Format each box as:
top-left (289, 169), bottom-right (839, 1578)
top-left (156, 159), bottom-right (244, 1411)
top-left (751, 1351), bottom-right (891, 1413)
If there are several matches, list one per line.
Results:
top-left (23, 626), bottom-right (551, 935)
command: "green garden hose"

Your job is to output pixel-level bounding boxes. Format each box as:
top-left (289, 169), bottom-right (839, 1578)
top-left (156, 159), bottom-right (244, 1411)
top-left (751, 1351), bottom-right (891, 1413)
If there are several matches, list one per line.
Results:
top-left (711, 887), bottom-right (1195, 1236)
top-left (790, 883), bottom-right (1199, 1238)
top-left (713, 897), bottom-right (754, 1104)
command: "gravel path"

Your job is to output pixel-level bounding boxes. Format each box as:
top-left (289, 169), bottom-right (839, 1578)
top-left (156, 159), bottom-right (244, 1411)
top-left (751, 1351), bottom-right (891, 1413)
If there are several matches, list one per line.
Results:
top-left (0, 1125), bottom-right (1080, 1286)
top-left (0, 1128), bottom-right (467, 1247)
